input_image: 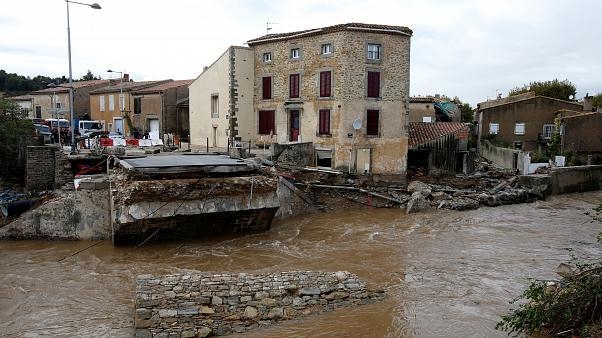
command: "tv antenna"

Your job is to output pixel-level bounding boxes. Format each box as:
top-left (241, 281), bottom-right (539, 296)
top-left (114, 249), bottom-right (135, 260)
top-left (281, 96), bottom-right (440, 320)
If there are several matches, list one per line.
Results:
top-left (266, 22), bottom-right (278, 35)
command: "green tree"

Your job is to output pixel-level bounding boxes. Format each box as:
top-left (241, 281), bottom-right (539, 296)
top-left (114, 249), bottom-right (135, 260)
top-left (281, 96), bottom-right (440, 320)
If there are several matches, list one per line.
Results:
top-left (80, 70), bottom-right (101, 81)
top-left (0, 97), bottom-right (35, 182)
top-left (592, 93), bottom-right (602, 109)
top-left (449, 96), bottom-right (474, 123)
top-left (509, 79), bottom-right (577, 101)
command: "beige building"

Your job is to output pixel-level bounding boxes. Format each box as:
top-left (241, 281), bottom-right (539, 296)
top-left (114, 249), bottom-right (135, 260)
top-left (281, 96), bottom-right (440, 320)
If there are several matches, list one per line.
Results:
top-left (189, 46), bottom-right (254, 147)
top-left (89, 77), bottom-right (170, 136)
top-left (22, 79), bottom-right (109, 121)
top-left (132, 80), bottom-right (193, 140)
top-left (247, 23), bottom-right (412, 175)
top-left (409, 96), bottom-right (437, 123)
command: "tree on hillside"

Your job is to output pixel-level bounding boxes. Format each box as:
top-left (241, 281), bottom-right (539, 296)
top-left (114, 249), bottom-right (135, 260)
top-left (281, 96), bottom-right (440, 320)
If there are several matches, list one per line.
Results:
top-left (592, 93), bottom-right (602, 109)
top-left (508, 79), bottom-right (577, 101)
top-left (80, 70), bottom-right (101, 81)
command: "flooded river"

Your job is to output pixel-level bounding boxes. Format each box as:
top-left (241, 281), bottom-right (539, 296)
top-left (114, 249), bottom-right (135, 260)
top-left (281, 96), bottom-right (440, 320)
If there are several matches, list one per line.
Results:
top-left (1, 191), bottom-right (601, 337)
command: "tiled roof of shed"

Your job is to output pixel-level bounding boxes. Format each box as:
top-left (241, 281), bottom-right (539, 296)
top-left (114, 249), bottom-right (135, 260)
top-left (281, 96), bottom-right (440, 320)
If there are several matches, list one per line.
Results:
top-left (409, 122), bottom-right (468, 149)
top-left (30, 79), bottom-right (110, 94)
top-left (90, 80), bottom-right (172, 94)
top-left (247, 22), bottom-right (412, 45)
top-left (135, 79), bottom-right (194, 94)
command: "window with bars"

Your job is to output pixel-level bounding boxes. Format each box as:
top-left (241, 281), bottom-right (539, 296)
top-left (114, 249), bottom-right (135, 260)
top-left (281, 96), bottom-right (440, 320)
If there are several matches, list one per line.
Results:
top-left (367, 109), bottom-right (379, 136)
top-left (262, 76), bottom-right (272, 100)
top-left (258, 110), bottom-right (275, 135)
top-left (367, 71), bottom-right (380, 98)
top-left (319, 71), bottom-right (331, 97)
top-left (318, 109), bottom-right (330, 135)
top-left (542, 124), bottom-right (554, 139)
top-left (289, 74), bottom-right (300, 98)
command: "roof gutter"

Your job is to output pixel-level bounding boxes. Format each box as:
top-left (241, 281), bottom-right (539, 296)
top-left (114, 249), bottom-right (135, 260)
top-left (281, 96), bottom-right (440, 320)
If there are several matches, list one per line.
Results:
top-left (248, 29), bottom-right (323, 45)
top-left (346, 26), bottom-right (412, 36)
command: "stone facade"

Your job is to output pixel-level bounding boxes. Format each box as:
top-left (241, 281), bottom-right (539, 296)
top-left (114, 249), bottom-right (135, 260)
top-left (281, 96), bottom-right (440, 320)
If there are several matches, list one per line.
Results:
top-left (135, 271), bottom-right (385, 337)
top-left (409, 97), bottom-right (436, 122)
top-left (477, 94), bottom-right (584, 152)
top-left (248, 23), bottom-right (412, 176)
top-left (26, 146), bottom-right (56, 191)
top-left (189, 46), bottom-right (254, 148)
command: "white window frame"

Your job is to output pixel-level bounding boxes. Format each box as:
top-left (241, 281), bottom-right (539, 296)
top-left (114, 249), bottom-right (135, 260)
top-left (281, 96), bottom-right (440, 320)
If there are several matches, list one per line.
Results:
top-left (99, 96), bottom-right (105, 112)
top-left (542, 124), bottom-right (555, 139)
top-left (367, 43), bottom-right (382, 60)
top-left (263, 52), bottom-right (272, 63)
top-left (290, 48), bottom-right (300, 59)
top-left (489, 122), bottom-right (499, 134)
top-left (120, 94), bottom-right (125, 111)
top-left (321, 43), bottom-right (332, 55)
top-left (109, 95), bottom-right (115, 111)
top-left (514, 122), bottom-right (525, 135)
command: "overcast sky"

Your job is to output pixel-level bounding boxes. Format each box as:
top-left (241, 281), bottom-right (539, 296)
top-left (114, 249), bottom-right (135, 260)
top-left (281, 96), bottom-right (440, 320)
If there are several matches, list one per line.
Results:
top-left (2, 0), bottom-right (600, 106)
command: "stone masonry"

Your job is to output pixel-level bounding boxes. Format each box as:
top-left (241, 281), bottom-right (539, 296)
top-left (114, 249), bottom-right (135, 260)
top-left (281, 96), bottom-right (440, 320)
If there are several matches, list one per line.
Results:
top-left (135, 271), bottom-right (385, 337)
top-left (249, 23), bottom-right (412, 175)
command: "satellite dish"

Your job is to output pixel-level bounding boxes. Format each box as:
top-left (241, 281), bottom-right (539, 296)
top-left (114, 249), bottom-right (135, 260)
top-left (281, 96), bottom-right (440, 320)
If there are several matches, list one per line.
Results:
top-left (352, 118), bottom-right (362, 130)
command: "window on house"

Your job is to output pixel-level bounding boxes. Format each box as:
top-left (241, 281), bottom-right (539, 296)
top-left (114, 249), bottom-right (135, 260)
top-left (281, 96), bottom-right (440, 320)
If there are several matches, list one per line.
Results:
top-left (367, 43), bottom-right (382, 60)
top-left (109, 95), bottom-right (115, 111)
top-left (263, 52), bottom-right (272, 63)
top-left (489, 123), bottom-right (499, 134)
top-left (367, 109), bottom-right (379, 136)
top-left (262, 76), bottom-right (272, 100)
top-left (290, 48), bottom-right (300, 59)
top-left (319, 71), bottom-right (331, 97)
top-left (134, 97), bottom-right (141, 115)
top-left (318, 109), bottom-right (330, 135)
top-left (321, 43), bottom-right (332, 55)
top-left (289, 74), bottom-right (300, 99)
top-left (211, 94), bottom-right (219, 118)
top-left (55, 102), bottom-right (61, 110)
top-left (542, 124), bottom-right (554, 139)
top-left (35, 106), bottom-right (42, 118)
top-left (514, 122), bottom-right (525, 135)
top-left (120, 94), bottom-right (125, 111)
top-left (367, 71), bottom-right (380, 98)
top-left (99, 96), bottom-right (105, 112)
top-left (316, 149), bottom-right (332, 168)
top-left (258, 110), bottom-right (275, 135)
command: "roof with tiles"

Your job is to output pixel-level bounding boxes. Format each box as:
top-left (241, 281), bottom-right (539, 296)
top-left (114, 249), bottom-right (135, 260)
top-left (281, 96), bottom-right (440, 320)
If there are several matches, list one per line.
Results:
top-left (409, 122), bottom-right (469, 149)
top-left (247, 22), bottom-right (412, 45)
top-left (89, 80), bottom-right (173, 94)
top-left (134, 79), bottom-right (194, 94)
top-left (30, 79), bottom-right (110, 94)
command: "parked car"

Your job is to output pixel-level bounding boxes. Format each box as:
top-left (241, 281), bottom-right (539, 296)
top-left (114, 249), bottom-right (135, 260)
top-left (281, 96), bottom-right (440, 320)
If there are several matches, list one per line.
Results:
top-left (33, 124), bottom-right (52, 144)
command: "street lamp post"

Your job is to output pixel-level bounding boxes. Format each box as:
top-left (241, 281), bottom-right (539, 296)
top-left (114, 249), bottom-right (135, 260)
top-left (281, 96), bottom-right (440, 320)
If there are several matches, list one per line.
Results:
top-left (107, 70), bottom-right (123, 134)
top-left (66, 0), bottom-right (101, 154)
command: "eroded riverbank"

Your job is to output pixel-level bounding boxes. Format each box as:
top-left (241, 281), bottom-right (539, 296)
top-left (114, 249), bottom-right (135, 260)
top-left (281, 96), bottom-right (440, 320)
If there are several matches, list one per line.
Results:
top-left (1, 191), bottom-right (601, 337)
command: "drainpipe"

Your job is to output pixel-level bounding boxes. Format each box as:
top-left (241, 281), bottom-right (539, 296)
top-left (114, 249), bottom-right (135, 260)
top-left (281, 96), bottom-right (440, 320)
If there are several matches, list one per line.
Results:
top-left (161, 91), bottom-right (165, 140)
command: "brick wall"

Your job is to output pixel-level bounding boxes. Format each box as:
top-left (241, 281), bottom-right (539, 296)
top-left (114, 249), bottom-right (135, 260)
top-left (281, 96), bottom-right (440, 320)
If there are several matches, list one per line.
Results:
top-left (26, 146), bottom-right (56, 191)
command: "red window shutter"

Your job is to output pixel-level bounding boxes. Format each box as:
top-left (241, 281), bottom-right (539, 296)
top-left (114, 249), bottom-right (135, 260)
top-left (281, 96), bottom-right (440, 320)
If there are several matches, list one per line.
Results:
top-left (289, 74), bottom-right (299, 98)
top-left (262, 76), bottom-right (272, 99)
top-left (258, 110), bottom-right (275, 134)
top-left (319, 109), bottom-right (330, 135)
top-left (367, 71), bottom-right (380, 98)
top-left (367, 109), bottom-right (379, 136)
top-left (320, 71), bottom-right (331, 97)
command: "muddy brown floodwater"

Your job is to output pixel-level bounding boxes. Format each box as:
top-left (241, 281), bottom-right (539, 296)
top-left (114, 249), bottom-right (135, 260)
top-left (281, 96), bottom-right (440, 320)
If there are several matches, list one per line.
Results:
top-left (1, 191), bottom-right (601, 337)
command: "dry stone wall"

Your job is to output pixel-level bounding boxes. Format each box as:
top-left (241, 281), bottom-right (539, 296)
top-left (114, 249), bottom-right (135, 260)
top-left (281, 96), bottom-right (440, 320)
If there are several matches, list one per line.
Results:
top-left (135, 271), bottom-right (385, 337)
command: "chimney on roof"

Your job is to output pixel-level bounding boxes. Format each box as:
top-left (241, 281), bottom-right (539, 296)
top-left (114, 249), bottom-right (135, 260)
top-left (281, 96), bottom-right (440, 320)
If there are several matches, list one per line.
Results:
top-left (583, 95), bottom-right (593, 112)
top-left (124, 73), bottom-right (130, 82)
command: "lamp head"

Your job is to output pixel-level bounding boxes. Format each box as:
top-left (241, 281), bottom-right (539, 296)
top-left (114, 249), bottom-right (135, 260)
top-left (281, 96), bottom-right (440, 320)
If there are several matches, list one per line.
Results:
top-left (90, 3), bottom-right (101, 9)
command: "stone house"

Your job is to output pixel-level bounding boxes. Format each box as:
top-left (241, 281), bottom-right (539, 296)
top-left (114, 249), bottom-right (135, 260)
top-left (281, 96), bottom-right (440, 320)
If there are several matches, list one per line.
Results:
top-left (131, 80), bottom-right (193, 140)
top-left (8, 94), bottom-right (35, 118)
top-left (88, 76), bottom-right (170, 136)
top-left (246, 23), bottom-right (412, 176)
top-left (409, 96), bottom-right (436, 122)
top-left (189, 46), bottom-right (254, 148)
top-left (561, 110), bottom-right (602, 162)
top-left (19, 79), bottom-right (108, 121)
top-left (476, 92), bottom-right (584, 152)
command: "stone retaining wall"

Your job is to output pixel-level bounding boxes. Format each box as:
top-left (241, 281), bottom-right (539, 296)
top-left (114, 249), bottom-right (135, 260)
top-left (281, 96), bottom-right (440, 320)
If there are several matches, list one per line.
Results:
top-left (135, 271), bottom-right (384, 337)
